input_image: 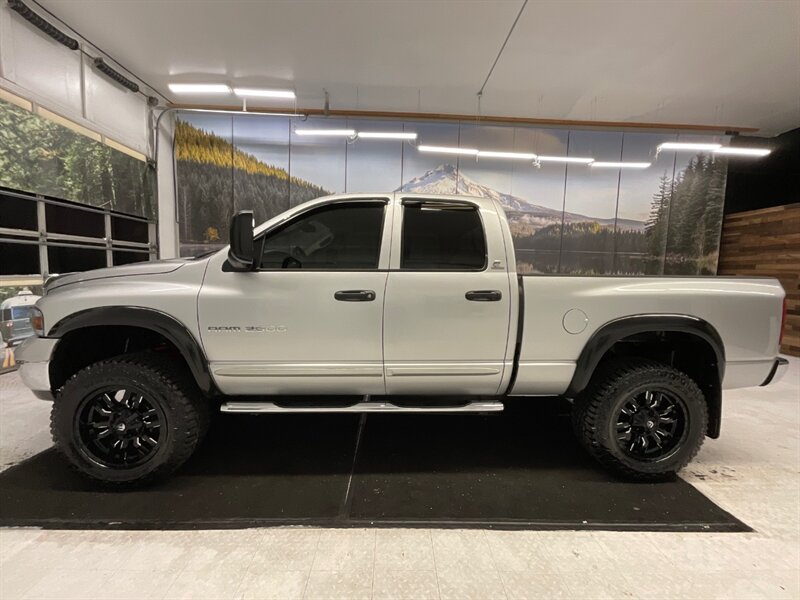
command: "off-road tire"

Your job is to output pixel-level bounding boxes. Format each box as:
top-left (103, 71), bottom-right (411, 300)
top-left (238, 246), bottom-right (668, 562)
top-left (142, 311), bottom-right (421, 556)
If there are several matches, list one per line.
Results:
top-left (571, 358), bottom-right (708, 481)
top-left (51, 352), bottom-right (209, 487)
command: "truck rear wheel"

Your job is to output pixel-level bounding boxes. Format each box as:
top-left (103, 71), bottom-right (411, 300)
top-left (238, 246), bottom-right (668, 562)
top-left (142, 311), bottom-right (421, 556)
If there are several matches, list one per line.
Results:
top-left (51, 352), bottom-right (208, 487)
top-left (571, 358), bottom-right (708, 481)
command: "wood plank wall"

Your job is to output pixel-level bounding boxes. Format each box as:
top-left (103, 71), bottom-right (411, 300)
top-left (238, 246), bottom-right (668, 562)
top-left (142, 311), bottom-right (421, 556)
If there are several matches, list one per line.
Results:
top-left (718, 203), bottom-right (800, 356)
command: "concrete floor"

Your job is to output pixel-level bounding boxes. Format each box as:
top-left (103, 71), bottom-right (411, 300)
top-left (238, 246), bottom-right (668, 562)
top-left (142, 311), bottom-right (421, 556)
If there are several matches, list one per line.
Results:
top-left (0, 358), bottom-right (798, 599)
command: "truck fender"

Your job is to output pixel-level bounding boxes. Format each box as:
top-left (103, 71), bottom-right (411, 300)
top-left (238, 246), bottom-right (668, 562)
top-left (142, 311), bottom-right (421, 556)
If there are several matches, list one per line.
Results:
top-left (48, 306), bottom-right (215, 395)
top-left (565, 314), bottom-right (725, 438)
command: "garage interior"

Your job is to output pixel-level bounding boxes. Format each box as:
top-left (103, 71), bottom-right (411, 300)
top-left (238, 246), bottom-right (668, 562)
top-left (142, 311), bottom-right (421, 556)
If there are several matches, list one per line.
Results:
top-left (0, 1), bottom-right (798, 599)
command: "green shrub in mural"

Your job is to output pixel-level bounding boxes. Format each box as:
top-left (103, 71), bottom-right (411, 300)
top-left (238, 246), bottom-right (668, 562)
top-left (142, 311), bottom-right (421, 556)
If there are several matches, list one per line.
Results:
top-left (175, 120), bottom-right (327, 256)
top-left (0, 98), bottom-right (154, 218)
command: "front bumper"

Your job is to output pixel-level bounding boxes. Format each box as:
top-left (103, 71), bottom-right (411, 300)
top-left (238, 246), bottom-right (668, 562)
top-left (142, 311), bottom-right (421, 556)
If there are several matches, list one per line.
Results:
top-left (14, 336), bottom-right (59, 401)
top-left (761, 357), bottom-right (790, 386)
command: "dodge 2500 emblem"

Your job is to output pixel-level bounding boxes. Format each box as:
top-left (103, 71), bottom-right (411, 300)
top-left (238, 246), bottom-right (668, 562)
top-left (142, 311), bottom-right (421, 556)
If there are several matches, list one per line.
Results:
top-left (208, 326), bottom-right (286, 333)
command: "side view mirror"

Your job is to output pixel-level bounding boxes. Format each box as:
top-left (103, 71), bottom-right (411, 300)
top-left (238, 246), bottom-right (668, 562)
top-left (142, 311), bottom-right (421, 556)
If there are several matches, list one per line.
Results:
top-left (227, 210), bottom-right (255, 271)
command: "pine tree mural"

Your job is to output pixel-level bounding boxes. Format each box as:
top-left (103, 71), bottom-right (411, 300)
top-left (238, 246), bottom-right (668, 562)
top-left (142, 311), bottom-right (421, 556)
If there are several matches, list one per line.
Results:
top-left (174, 119), bottom-right (329, 255)
top-left (0, 98), bottom-right (153, 218)
top-left (645, 173), bottom-right (672, 260)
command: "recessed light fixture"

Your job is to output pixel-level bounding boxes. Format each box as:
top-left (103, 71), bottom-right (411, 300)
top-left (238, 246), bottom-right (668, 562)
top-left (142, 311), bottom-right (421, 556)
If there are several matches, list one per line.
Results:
top-left (418, 145), bottom-right (479, 155)
top-left (233, 88), bottom-right (296, 99)
top-left (591, 161), bottom-right (651, 169)
top-left (713, 147), bottom-right (771, 157)
top-left (658, 142), bottom-right (722, 152)
top-left (168, 83), bottom-right (230, 94)
top-left (477, 150), bottom-right (537, 160)
top-left (357, 131), bottom-right (418, 140)
top-left (295, 129), bottom-right (356, 137)
top-left (537, 156), bottom-right (594, 164)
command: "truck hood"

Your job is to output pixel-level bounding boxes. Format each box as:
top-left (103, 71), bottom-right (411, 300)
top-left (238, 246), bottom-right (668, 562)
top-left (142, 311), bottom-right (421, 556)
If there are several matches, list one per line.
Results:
top-left (44, 258), bottom-right (196, 292)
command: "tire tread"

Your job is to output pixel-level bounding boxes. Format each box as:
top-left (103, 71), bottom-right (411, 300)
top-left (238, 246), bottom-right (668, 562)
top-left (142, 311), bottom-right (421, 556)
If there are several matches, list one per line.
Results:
top-left (51, 352), bottom-right (208, 488)
top-left (571, 358), bottom-right (708, 481)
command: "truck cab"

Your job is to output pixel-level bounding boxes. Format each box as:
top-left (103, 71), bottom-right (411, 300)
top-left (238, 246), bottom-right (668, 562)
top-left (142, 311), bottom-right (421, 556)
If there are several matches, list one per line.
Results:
top-left (200, 193), bottom-right (516, 397)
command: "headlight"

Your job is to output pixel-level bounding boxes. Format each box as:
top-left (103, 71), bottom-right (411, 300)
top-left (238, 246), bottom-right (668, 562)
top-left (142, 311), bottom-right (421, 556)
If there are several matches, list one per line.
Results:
top-left (30, 307), bottom-right (45, 336)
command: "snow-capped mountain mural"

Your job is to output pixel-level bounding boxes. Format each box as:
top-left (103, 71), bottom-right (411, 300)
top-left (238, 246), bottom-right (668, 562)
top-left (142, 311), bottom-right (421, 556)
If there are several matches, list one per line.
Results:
top-left (399, 164), bottom-right (645, 232)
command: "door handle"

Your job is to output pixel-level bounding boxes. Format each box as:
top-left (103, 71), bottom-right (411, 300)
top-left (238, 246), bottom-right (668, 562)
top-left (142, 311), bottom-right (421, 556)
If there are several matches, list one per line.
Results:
top-left (334, 290), bottom-right (376, 302)
top-left (465, 290), bottom-right (502, 302)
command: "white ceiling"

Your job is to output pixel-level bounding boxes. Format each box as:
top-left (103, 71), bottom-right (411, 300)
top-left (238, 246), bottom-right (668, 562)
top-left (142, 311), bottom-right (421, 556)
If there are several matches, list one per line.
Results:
top-left (37, 0), bottom-right (800, 135)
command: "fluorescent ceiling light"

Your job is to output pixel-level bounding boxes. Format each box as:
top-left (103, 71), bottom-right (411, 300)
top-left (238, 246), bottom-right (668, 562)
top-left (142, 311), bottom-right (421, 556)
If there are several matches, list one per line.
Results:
top-left (537, 156), bottom-right (594, 164)
top-left (477, 150), bottom-right (537, 160)
top-left (233, 88), bottom-right (296, 99)
top-left (418, 145), bottom-right (479, 155)
top-left (658, 142), bottom-right (722, 151)
top-left (591, 161), bottom-right (651, 169)
top-left (357, 131), bottom-right (417, 140)
top-left (168, 83), bottom-right (230, 94)
top-left (713, 147), bottom-right (771, 157)
top-left (295, 129), bottom-right (356, 137)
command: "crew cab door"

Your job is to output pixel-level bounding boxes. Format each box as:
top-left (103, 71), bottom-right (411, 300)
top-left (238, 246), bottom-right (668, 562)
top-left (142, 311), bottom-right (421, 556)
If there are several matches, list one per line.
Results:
top-left (198, 197), bottom-right (393, 395)
top-left (382, 197), bottom-right (513, 394)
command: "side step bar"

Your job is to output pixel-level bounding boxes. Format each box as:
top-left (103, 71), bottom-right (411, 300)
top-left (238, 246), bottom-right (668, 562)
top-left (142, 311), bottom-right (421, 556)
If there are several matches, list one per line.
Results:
top-left (220, 400), bottom-right (504, 414)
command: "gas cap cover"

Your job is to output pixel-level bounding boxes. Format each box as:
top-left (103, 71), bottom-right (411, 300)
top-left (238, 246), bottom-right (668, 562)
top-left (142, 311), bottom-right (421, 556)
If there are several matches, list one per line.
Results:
top-left (562, 308), bottom-right (589, 334)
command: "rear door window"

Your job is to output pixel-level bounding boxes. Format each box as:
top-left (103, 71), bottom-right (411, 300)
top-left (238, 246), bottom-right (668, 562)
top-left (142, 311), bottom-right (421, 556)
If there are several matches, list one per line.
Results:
top-left (400, 202), bottom-right (486, 270)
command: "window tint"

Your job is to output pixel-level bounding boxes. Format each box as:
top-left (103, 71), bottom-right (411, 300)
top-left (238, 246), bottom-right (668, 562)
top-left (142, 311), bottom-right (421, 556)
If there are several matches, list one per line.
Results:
top-left (259, 202), bottom-right (385, 270)
top-left (401, 203), bottom-right (486, 270)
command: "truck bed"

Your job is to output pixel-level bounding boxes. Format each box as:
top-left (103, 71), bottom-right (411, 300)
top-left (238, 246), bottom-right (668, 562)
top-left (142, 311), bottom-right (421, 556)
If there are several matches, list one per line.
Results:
top-left (509, 275), bottom-right (785, 396)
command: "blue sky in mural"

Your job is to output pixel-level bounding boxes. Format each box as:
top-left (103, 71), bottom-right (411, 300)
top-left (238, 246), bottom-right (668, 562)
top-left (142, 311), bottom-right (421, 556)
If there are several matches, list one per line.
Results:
top-left (508, 128), bottom-right (569, 212)
top-left (345, 118), bottom-right (404, 193)
top-left (563, 130), bottom-right (623, 222)
top-left (234, 115), bottom-right (289, 171)
top-left (290, 117), bottom-right (347, 195)
top-left (617, 132), bottom-right (677, 222)
top-left (181, 112), bottom-right (231, 139)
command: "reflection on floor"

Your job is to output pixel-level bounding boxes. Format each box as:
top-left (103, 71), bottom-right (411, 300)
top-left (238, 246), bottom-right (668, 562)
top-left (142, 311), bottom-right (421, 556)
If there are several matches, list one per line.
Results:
top-left (0, 358), bottom-right (798, 599)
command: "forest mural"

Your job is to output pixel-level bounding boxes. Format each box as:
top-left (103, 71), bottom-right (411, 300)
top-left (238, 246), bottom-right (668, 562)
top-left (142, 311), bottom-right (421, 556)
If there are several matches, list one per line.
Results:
top-left (0, 98), bottom-right (154, 219)
top-left (174, 112), bottom-right (728, 275)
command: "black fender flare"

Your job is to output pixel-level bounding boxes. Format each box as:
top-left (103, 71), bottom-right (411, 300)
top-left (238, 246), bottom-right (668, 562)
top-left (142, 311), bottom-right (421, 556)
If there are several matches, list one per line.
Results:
top-left (48, 306), bottom-right (215, 395)
top-left (566, 314), bottom-right (725, 438)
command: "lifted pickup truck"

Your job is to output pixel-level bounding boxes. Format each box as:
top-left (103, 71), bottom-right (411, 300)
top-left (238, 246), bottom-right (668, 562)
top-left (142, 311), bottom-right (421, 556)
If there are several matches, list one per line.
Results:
top-left (17, 193), bottom-right (788, 486)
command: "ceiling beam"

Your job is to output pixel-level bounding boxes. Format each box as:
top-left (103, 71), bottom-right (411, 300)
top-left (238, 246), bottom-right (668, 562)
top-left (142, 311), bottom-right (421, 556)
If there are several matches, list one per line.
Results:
top-left (166, 103), bottom-right (758, 134)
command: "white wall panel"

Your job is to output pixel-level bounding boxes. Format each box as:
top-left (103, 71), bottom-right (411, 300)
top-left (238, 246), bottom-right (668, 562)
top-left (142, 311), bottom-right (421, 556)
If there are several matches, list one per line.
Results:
top-left (0, 2), bottom-right (152, 156)
top-left (84, 55), bottom-right (148, 154)
top-left (0, 4), bottom-right (83, 116)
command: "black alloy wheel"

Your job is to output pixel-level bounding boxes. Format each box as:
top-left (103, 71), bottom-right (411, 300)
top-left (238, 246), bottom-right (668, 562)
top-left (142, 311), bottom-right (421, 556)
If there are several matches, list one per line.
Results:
top-left (571, 358), bottom-right (707, 481)
top-left (51, 352), bottom-right (209, 487)
top-left (614, 389), bottom-right (688, 461)
top-left (75, 388), bottom-right (165, 469)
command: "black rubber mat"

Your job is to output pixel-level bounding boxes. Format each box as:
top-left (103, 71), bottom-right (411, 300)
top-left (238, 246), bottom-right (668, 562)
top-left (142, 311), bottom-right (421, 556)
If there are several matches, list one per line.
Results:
top-left (0, 399), bottom-right (748, 531)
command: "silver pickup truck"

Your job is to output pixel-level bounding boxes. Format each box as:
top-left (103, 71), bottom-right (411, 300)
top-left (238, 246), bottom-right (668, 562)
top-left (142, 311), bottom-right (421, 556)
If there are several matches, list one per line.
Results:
top-left (16, 193), bottom-right (788, 486)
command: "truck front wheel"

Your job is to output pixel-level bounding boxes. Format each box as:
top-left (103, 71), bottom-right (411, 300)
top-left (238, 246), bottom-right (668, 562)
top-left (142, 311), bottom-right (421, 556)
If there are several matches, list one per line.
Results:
top-left (571, 358), bottom-right (708, 481)
top-left (51, 353), bottom-right (208, 487)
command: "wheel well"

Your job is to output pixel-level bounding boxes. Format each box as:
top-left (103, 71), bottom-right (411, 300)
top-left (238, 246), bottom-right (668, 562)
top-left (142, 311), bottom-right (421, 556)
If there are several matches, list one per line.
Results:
top-left (594, 331), bottom-right (722, 438)
top-left (50, 326), bottom-right (191, 392)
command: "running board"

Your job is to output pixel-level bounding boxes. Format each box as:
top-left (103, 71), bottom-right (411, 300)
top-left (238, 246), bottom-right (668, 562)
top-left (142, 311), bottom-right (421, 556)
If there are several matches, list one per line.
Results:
top-left (220, 400), bottom-right (504, 414)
